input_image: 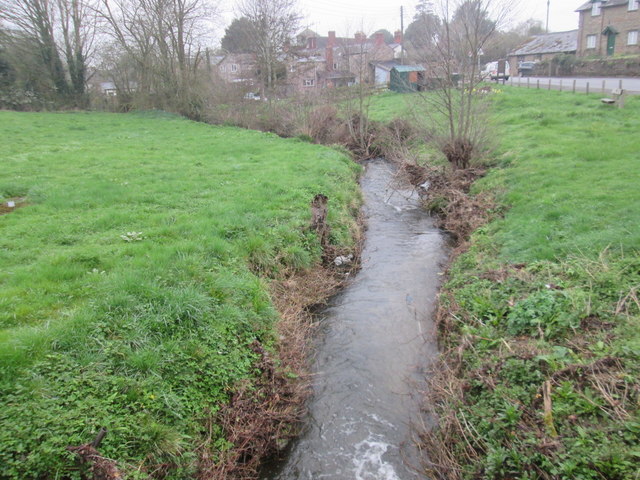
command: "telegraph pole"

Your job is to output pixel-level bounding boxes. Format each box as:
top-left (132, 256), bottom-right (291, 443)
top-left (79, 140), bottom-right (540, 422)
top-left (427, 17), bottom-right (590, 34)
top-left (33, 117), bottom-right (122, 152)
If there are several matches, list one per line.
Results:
top-left (400, 5), bottom-right (405, 64)
top-left (546, 0), bottom-right (550, 33)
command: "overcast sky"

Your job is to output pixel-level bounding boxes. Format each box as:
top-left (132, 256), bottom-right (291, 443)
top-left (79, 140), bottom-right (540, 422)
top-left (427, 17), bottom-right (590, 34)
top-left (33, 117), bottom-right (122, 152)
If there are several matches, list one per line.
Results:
top-left (220, 1), bottom-right (581, 39)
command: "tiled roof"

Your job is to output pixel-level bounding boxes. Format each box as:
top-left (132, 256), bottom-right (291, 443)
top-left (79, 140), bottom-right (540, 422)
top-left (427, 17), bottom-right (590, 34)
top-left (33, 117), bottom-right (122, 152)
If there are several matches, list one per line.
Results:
top-left (509, 30), bottom-right (578, 56)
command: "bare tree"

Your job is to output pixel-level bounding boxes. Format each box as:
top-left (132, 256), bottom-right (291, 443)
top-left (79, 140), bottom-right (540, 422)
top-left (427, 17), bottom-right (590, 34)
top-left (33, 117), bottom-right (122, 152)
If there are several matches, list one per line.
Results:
top-left (413, 0), bottom-right (514, 169)
top-left (57, 0), bottom-right (96, 103)
top-left (237, 0), bottom-right (300, 97)
top-left (98, 0), bottom-right (218, 116)
top-left (0, 0), bottom-right (96, 106)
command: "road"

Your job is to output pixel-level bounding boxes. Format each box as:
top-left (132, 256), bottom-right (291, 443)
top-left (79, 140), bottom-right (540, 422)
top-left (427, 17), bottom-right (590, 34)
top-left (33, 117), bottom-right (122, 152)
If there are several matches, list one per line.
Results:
top-left (506, 76), bottom-right (640, 94)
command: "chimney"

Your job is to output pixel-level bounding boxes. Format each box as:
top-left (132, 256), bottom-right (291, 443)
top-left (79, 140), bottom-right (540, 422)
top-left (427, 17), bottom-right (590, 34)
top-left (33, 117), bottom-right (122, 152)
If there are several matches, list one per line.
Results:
top-left (394, 30), bottom-right (403, 44)
top-left (307, 36), bottom-right (317, 49)
top-left (326, 47), bottom-right (334, 72)
top-left (328, 31), bottom-right (336, 48)
top-left (375, 32), bottom-right (384, 47)
top-left (355, 31), bottom-right (366, 42)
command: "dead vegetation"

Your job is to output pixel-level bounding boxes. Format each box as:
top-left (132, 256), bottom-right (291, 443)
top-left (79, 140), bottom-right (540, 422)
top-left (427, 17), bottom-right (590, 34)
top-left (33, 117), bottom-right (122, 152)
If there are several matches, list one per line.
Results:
top-left (67, 429), bottom-right (123, 480)
top-left (396, 160), bottom-right (492, 242)
top-left (197, 341), bottom-right (307, 479)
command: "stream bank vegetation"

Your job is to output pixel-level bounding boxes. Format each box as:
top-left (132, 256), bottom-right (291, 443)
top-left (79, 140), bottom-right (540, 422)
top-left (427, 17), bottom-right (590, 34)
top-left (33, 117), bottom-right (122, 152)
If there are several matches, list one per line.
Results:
top-left (0, 110), bottom-right (362, 479)
top-left (398, 87), bottom-right (640, 479)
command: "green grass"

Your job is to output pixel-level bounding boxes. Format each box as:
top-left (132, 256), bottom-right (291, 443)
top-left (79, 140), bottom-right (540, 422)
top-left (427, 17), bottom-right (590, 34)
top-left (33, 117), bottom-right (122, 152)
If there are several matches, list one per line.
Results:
top-left (483, 88), bottom-right (640, 261)
top-left (382, 87), bottom-right (640, 479)
top-left (0, 110), bottom-right (361, 478)
top-left (367, 91), bottom-right (412, 122)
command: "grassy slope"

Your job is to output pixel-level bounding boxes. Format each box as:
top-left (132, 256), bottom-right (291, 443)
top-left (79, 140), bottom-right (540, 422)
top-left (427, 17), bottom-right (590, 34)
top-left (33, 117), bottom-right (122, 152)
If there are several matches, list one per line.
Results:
top-left (484, 89), bottom-right (640, 261)
top-left (370, 89), bottom-right (640, 478)
top-left (0, 111), bottom-right (361, 478)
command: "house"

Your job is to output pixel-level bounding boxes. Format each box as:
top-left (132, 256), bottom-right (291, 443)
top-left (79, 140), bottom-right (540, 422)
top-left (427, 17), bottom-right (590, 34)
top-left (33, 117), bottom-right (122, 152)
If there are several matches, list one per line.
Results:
top-left (214, 29), bottom-right (399, 94)
top-left (388, 31), bottom-right (405, 60)
top-left (507, 30), bottom-right (578, 71)
top-left (100, 82), bottom-right (118, 96)
top-left (217, 53), bottom-right (257, 84)
top-left (576, 0), bottom-right (640, 56)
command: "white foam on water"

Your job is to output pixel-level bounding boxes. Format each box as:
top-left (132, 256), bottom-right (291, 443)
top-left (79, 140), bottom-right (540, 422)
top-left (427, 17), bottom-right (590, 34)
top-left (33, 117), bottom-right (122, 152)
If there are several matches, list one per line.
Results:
top-left (353, 437), bottom-right (401, 480)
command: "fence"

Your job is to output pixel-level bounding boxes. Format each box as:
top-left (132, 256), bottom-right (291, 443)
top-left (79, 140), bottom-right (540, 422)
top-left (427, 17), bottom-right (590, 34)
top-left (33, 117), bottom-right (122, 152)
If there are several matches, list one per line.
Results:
top-left (504, 77), bottom-right (640, 95)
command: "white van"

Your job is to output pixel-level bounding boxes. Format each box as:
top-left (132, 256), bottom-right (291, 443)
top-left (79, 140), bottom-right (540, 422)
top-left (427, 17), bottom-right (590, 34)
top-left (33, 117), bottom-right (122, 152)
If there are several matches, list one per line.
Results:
top-left (482, 60), bottom-right (510, 81)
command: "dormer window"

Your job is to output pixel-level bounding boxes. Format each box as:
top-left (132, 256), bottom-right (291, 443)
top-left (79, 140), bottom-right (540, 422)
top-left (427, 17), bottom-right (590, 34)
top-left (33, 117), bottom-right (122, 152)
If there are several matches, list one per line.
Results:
top-left (592, 1), bottom-right (601, 16)
top-left (630, 0), bottom-right (639, 11)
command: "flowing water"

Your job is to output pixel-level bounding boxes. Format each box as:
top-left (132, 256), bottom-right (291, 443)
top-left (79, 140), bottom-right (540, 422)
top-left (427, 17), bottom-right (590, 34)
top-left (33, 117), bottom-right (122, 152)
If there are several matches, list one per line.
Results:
top-left (265, 159), bottom-right (447, 480)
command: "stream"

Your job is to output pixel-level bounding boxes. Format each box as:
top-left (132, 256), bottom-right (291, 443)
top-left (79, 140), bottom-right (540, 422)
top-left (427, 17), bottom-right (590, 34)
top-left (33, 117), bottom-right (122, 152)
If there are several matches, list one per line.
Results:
top-left (265, 159), bottom-right (447, 479)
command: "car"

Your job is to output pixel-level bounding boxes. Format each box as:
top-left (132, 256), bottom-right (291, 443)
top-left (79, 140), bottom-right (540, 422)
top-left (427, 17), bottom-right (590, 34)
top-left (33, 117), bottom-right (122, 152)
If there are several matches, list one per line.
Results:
top-left (481, 60), bottom-right (510, 81)
top-left (518, 61), bottom-right (537, 77)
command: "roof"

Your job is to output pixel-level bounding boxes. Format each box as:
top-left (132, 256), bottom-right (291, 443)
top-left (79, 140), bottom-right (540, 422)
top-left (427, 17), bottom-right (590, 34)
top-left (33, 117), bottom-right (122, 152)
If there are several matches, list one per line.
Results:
top-left (391, 64), bottom-right (425, 72)
top-left (509, 30), bottom-right (578, 56)
top-left (297, 28), bottom-right (319, 38)
top-left (371, 60), bottom-right (402, 71)
top-left (576, 0), bottom-right (628, 12)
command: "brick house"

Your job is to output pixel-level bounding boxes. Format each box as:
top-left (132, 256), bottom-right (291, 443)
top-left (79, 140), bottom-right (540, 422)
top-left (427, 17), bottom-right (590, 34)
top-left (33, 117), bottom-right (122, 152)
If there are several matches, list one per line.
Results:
top-left (576, 0), bottom-right (640, 56)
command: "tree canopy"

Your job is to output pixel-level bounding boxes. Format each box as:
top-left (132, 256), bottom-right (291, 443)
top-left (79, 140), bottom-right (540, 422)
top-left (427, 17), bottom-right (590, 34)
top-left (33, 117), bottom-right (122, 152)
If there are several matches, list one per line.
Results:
top-left (221, 17), bottom-right (255, 53)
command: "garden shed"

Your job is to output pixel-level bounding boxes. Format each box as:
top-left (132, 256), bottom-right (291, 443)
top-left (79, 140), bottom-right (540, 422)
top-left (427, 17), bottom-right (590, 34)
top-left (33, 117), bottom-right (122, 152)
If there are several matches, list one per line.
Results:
top-left (389, 65), bottom-right (426, 92)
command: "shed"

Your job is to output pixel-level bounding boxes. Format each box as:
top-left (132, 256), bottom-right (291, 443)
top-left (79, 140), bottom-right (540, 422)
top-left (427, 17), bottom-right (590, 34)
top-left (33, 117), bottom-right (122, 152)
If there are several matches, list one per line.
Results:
top-left (390, 65), bottom-right (426, 92)
top-left (370, 60), bottom-right (401, 86)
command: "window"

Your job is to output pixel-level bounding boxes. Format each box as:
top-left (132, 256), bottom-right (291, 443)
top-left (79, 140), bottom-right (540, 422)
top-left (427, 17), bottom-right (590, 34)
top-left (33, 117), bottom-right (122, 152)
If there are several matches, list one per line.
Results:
top-left (303, 78), bottom-right (315, 87)
top-left (231, 64), bottom-right (238, 72)
top-left (333, 62), bottom-right (338, 70)
top-left (628, 30), bottom-right (639, 45)
top-left (629, 0), bottom-right (639, 11)
top-left (592, 1), bottom-right (601, 15)
top-left (587, 34), bottom-right (597, 49)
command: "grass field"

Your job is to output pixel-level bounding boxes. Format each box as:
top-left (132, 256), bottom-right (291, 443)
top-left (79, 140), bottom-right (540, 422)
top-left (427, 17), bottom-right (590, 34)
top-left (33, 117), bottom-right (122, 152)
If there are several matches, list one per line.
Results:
top-left (370, 88), bottom-right (640, 479)
top-left (0, 111), bottom-right (361, 478)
